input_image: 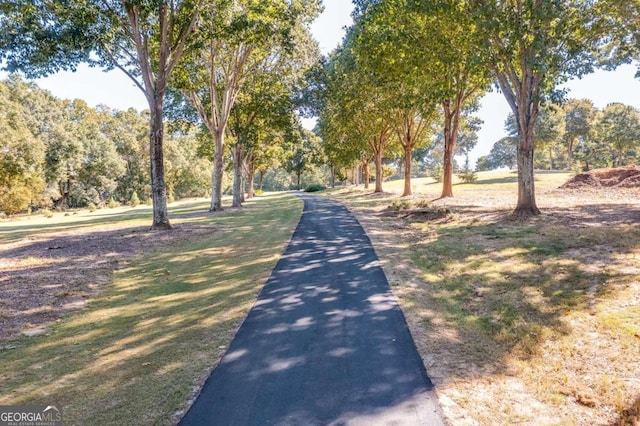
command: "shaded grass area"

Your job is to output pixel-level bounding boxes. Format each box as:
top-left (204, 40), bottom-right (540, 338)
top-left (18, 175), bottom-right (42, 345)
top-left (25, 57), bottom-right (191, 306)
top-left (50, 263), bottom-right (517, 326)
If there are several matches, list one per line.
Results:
top-left (407, 219), bottom-right (640, 424)
top-left (327, 182), bottom-right (640, 425)
top-left (410, 220), bottom-right (637, 360)
top-left (0, 206), bottom-right (154, 244)
top-left (0, 193), bottom-right (303, 425)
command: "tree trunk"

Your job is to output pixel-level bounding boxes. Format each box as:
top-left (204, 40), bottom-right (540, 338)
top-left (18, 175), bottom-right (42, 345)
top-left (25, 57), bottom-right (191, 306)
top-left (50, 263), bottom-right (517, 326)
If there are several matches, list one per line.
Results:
top-left (247, 165), bottom-right (255, 199)
top-left (258, 170), bottom-right (264, 190)
top-left (232, 145), bottom-right (242, 208)
top-left (240, 175), bottom-right (245, 203)
top-left (566, 137), bottom-right (575, 170)
top-left (211, 130), bottom-right (224, 211)
top-left (374, 148), bottom-right (383, 193)
top-left (515, 132), bottom-right (541, 217)
top-left (330, 165), bottom-right (336, 188)
top-left (441, 98), bottom-right (461, 198)
top-left (441, 141), bottom-right (454, 198)
top-left (403, 146), bottom-right (412, 197)
top-left (149, 98), bottom-right (171, 229)
top-left (494, 66), bottom-right (542, 218)
top-left (362, 159), bottom-right (370, 190)
top-left (296, 171), bottom-right (302, 190)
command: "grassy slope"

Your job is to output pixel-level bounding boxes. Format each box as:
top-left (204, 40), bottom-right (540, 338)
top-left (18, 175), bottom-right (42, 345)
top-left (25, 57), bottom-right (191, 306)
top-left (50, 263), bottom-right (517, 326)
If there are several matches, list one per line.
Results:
top-left (328, 170), bottom-right (640, 425)
top-left (0, 193), bottom-right (303, 425)
top-left (381, 169), bottom-right (571, 196)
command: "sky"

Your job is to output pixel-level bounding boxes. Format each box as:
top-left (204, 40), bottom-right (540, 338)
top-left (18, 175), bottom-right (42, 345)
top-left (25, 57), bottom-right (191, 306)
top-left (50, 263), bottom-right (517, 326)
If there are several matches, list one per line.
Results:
top-left (2, 0), bottom-right (640, 163)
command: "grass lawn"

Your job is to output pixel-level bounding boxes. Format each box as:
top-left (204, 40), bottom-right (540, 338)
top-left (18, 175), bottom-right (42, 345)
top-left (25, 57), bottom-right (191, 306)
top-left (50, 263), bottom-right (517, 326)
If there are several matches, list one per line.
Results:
top-left (0, 193), bottom-right (303, 425)
top-left (326, 170), bottom-right (640, 425)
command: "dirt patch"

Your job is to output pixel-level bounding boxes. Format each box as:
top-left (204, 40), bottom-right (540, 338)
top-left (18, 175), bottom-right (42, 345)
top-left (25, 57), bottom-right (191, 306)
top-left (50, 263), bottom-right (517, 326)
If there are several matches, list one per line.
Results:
top-left (562, 165), bottom-right (640, 189)
top-left (382, 207), bottom-right (453, 222)
top-left (0, 218), bottom-right (216, 342)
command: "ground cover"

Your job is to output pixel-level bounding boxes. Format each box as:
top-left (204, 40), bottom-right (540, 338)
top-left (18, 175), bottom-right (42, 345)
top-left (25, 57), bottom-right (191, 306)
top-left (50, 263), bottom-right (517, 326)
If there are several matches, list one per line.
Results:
top-left (0, 193), bottom-right (303, 425)
top-left (328, 170), bottom-right (640, 425)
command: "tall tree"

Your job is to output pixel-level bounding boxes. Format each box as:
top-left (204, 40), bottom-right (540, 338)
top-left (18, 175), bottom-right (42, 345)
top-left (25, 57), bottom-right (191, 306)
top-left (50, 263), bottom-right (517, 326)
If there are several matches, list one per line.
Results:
top-left (64, 100), bottom-right (127, 206)
top-left (0, 0), bottom-right (202, 228)
top-left (284, 127), bottom-right (322, 190)
top-left (408, 0), bottom-right (491, 198)
top-left (102, 108), bottom-right (151, 202)
top-left (471, 0), bottom-right (606, 216)
top-left (597, 103), bottom-right (640, 167)
top-left (534, 104), bottom-right (566, 170)
top-left (317, 40), bottom-right (395, 193)
top-left (351, 0), bottom-right (438, 196)
top-left (175, 0), bottom-right (321, 210)
top-left (0, 82), bottom-right (45, 214)
top-left (563, 98), bottom-right (596, 170)
top-left (226, 20), bottom-right (319, 207)
top-left (2, 76), bottom-right (77, 208)
top-left (487, 137), bottom-right (518, 170)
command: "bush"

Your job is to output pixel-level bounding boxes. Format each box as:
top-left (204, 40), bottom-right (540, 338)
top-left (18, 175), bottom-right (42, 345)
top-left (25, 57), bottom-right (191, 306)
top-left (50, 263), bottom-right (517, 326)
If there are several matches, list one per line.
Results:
top-left (130, 191), bottom-right (140, 207)
top-left (431, 164), bottom-right (443, 183)
top-left (42, 209), bottom-right (53, 218)
top-left (167, 193), bottom-right (175, 204)
top-left (388, 200), bottom-right (411, 211)
top-left (457, 169), bottom-right (478, 184)
top-left (254, 189), bottom-right (264, 196)
top-left (87, 202), bottom-right (97, 212)
top-left (107, 197), bottom-right (119, 209)
top-left (304, 184), bottom-right (327, 193)
top-left (415, 198), bottom-right (431, 208)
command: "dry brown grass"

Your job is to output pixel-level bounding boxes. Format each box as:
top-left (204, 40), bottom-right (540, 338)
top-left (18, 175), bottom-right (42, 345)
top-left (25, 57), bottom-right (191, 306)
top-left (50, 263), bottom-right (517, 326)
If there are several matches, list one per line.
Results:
top-left (329, 170), bottom-right (640, 426)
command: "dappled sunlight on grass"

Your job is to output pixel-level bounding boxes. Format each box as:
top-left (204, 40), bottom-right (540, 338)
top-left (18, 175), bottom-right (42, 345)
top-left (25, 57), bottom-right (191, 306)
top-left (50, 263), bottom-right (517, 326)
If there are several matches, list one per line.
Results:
top-left (424, 222), bottom-right (639, 422)
top-left (0, 193), bottom-right (303, 425)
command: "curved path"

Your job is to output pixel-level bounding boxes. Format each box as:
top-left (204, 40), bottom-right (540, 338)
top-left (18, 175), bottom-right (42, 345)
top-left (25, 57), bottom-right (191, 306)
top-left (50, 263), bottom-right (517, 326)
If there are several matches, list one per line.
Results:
top-left (179, 195), bottom-right (444, 425)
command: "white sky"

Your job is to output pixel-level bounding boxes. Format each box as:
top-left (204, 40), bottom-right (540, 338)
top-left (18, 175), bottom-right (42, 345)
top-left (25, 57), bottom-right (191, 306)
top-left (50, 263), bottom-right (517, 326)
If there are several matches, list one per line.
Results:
top-left (2, 0), bottom-right (639, 162)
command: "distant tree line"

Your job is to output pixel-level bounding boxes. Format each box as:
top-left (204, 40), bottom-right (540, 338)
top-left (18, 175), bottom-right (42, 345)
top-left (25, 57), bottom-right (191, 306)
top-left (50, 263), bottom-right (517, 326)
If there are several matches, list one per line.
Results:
top-left (476, 100), bottom-right (640, 172)
top-left (0, 76), bottom-right (213, 215)
top-left (0, 75), bottom-right (325, 216)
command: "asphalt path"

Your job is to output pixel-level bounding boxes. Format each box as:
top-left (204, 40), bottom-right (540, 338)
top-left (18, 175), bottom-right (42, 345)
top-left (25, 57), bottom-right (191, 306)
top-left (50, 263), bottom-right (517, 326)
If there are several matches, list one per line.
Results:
top-left (179, 194), bottom-right (444, 425)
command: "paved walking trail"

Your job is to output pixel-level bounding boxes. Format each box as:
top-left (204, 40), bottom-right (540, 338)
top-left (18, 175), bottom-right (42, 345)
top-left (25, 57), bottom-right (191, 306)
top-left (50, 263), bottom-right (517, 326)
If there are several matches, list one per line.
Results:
top-left (179, 195), bottom-right (444, 425)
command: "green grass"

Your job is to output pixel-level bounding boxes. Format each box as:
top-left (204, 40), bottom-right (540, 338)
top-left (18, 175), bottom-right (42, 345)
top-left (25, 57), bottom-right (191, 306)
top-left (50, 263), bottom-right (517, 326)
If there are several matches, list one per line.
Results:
top-left (0, 193), bottom-right (303, 425)
top-left (379, 169), bottom-right (572, 195)
top-left (0, 204), bottom-right (155, 244)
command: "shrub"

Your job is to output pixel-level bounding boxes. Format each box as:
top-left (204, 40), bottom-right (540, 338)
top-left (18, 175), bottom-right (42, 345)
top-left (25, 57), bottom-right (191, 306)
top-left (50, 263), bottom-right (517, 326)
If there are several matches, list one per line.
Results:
top-left (254, 189), bottom-right (264, 196)
top-left (107, 197), bottom-right (119, 209)
top-left (415, 198), bottom-right (431, 208)
top-left (42, 209), bottom-right (53, 218)
top-left (457, 169), bottom-right (478, 184)
top-left (304, 184), bottom-right (327, 193)
top-left (130, 191), bottom-right (140, 207)
top-left (431, 164), bottom-right (443, 183)
top-left (388, 200), bottom-right (411, 211)
top-left (167, 193), bottom-right (175, 204)
top-left (88, 202), bottom-right (97, 212)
